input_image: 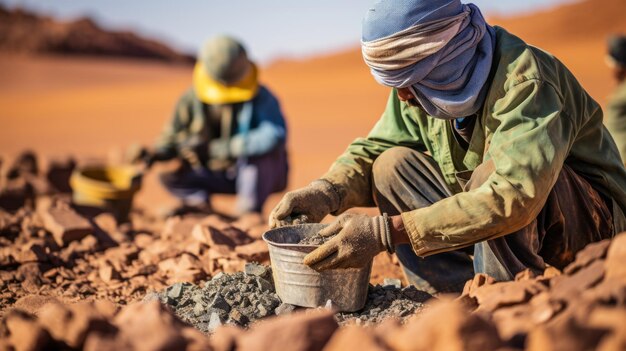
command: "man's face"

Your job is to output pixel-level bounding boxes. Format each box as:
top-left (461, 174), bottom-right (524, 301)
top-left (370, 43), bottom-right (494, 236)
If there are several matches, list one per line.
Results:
top-left (397, 87), bottom-right (421, 107)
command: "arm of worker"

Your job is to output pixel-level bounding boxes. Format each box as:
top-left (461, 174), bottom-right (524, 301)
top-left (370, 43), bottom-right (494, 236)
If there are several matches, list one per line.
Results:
top-left (320, 89), bottom-right (428, 214)
top-left (304, 80), bottom-right (574, 270)
top-left (401, 79), bottom-right (574, 257)
top-left (151, 90), bottom-right (195, 164)
top-left (228, 87), bottom-right (287, 158)
top-left (268, 90), bottom-right (426, 228)
top-left (605, 89), bottom-right (626, 164)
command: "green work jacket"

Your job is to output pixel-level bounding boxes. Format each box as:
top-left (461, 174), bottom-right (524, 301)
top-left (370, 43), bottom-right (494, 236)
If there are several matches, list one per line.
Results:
top-left (322, 27), bottom-right (626, 257)
top-left (606, 81), bottom-right (626, 163)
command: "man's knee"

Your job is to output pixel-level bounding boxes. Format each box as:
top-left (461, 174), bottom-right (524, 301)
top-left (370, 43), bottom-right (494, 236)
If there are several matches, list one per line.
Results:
top-left (372, 147), bottom-right (418, 189)
top-left (158, 170), bottom-right (180, 189)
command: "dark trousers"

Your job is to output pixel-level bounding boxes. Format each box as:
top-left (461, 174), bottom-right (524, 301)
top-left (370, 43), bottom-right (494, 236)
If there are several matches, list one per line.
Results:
top-left (371, 147), bottom-right (613, 294)
top-left (159, 145), bottom-right (288, 214)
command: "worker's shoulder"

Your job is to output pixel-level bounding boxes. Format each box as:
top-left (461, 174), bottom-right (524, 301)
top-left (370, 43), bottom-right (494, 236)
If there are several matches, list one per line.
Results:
top-left (253, 84), bottom-right (281, 105)
top-left (491, 26), bottom-right (563, 92)
top-left (177, 87), bottom-right (197, 105)
top-left (610, 82), bottom-right (626, 108)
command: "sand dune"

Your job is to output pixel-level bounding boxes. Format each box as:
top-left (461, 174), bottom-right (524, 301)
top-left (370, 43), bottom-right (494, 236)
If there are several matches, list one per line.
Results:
top-left (1, 0), bottom-right (624, 214)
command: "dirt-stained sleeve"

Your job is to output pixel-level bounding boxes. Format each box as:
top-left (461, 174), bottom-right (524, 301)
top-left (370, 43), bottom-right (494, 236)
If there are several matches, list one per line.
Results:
top-left (321, 90), bottom-right (426, 214)
top-left (606, 85), bottom-right (626, 164)
top-left (154, 90), bottom-right (193, 158)
top-left (401, 79), bottom-right (576, 257)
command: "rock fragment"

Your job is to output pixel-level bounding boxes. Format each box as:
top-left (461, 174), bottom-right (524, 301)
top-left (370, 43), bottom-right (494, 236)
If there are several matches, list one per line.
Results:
top-left (383, 278), bottom-right (401, 289)
top-left (237, 310), bottom-right (338, 351)
top-left (41, 205), bottom-right (92, 247)
top-left (4, 309), bottom-right (52, 351)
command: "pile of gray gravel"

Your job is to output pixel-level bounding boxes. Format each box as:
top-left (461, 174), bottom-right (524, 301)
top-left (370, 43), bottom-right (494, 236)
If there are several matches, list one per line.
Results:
top-left (335, 279), bottom-right (432, 325)
top-left (146, 265), bottom-right (432, 333)
top-left (144, 263), bottom-right (282, 333)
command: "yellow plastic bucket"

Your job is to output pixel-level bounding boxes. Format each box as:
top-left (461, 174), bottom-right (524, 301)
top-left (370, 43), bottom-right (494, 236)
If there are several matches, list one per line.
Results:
top-left (70, 165), bottom-right (142, 221)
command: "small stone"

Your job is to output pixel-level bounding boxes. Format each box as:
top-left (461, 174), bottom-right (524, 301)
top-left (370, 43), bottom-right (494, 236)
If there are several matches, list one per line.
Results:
top-left (41, 206), bottom-right (92, 247)
top-left (235, 240), bottom-right (270, 262)
top-left (275, 303), bottom-right (296, 316)
top-left (5, 309), bottom-right (52, 351)
top-left (606, 233), bottom-right (626, 279)
top-left (228, 308), bottom-right (249, 326)
top-left (208, 312), bottom-right (223, 332)
top-left (237, 310), bottom-right (338, 351)
top-left (255, 277), bottom-right (273, 292)
top-left (257, 304), bottom-right (269, 318)
top-left (193, 303), bottom-right (205, 317)
top-left (209, 294), bottom-right (231, 314)
top-left (168, 283), bottom-right (186, 299)
top-left (99, 264), bottom-right (120, 283)
top-left (142, 291), bottom-right (161, 303)
top-left (244, 262), bottom-right (269, 277)
top-left (383, 278), bottom-right (402, 289)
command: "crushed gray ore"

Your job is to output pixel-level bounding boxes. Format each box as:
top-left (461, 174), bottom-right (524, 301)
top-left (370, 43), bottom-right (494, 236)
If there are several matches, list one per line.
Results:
top-left (146, 263), bottom-right (432, 333)
top-left (298, 232), bottom-right (330, 245)
top-left (144, 263), bottom-right (281, 333)
top-left (335, 283), bottom-right (432, 325)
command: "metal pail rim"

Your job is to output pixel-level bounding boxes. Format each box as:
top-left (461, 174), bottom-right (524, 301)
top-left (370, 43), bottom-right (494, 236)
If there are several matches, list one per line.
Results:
top-left (262, 223), bottom-right (329, 252)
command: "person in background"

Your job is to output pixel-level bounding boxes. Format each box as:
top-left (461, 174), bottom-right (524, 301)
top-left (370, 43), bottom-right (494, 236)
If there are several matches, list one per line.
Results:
top-left (269, 0), bottom-right (626, 295)
top-left (145, 36), bottom-right (288, 217)
top-left (605, 35), bottom-right (626, 163)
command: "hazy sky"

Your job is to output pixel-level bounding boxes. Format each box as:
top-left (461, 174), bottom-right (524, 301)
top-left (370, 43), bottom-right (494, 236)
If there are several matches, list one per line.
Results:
top-left (2, 0), bottom-right (577, 63)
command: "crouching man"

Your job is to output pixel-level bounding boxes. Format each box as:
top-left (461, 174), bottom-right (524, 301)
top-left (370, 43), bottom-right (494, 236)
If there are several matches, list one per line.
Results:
top-left (269, 0), bottom-right (626, 294)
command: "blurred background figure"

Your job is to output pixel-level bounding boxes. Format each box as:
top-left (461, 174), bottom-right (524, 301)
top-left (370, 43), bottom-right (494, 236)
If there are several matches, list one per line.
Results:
top-left (605, 35), bottom-right (626, 164)
top-left (141, 36), bottom-right (288, 217)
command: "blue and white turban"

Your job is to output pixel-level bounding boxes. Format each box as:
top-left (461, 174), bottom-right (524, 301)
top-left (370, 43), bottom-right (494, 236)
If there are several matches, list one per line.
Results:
top-left (362, 0), bottom-right (495, 119)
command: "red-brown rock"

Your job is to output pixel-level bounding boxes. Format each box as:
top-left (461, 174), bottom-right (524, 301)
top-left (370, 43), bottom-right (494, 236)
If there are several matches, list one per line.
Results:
top-left (473, 279), bottom-right (547, 312)
top-left (113, 300), bottom-right (188, 351)
top-left (15, 241), bottom-right (48, 263)
top-left (38, 301), bottom-right (115, 349)
top-left (4, 309), bottom-right (52, 351)
top-left (384, 299), bottom-right (502, 351)
top-left (550, 260), bottom-right (605, 301)
top-left (605, 233), bottom-right (626, 279)
top-left (13, 295), bottom-right (59, 316)
top-left (235, 240), bottom-right (270, 262)
top-left (564, 239), bottom-right (611, 275)
top-left (192, 217), bottom-right (254, 249)
top-left (237, 310), bottom-right (339, 351)
top-left (162, 214), bottom-right (205, 240)
top-left (323, 325), bottom-right (387, 351)
top-left (461, 273), bottom-right (495, 297)
top-left (211, 325), bottom-right (244, 351)
top-left (41, 206), bottom-right (92, 247)
top-left (99, 263), bottom-right (121, 283)
top-left (526, 303), bottom-right (611, 351)
top-left (16, 263), bottom-right (45, 294)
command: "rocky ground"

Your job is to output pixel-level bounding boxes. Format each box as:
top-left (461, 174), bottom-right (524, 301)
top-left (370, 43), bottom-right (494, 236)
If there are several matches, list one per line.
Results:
top-left (0, 152), bottom-right (625, 351)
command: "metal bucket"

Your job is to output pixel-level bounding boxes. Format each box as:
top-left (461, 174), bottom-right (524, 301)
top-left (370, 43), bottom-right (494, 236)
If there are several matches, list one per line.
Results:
top-left (262, 223), bottom-right (372, 312)
top-left (70, 165), bottom-right (142, 222)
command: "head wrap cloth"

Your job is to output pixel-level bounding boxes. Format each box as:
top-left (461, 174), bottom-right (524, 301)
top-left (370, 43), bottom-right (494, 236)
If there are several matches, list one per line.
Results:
top-left (362, 0), bottom-right (495, 119)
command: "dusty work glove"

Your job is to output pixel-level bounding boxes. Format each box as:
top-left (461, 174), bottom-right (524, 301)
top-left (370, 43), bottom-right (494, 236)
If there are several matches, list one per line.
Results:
top-left (303, 213), bottom-right (394, 270)
top-left (142, 150), bottom-right (174, 169)
top-left (210, 138), bottom-right (231, 160)
top-left (269, 179), bottom-right (341, 228)
top-left (176, 136), bottom-right (209, 169)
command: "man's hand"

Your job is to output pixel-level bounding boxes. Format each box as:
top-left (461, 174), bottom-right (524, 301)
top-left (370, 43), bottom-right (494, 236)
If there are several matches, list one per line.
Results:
top-left (210, 139), bottom-right (231, 160)
top-left (303, 213), bottom-right (392, 270)
top-left (268, 180), bottom-right (341, 228)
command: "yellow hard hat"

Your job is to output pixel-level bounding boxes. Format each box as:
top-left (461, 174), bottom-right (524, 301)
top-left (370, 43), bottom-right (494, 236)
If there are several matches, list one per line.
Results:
top-left (193, 36), bottom-right (259, 104)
